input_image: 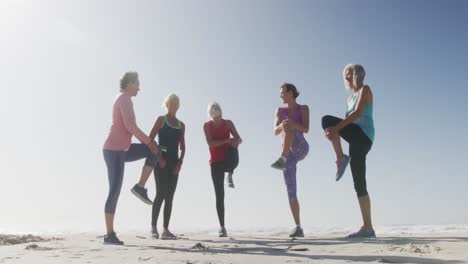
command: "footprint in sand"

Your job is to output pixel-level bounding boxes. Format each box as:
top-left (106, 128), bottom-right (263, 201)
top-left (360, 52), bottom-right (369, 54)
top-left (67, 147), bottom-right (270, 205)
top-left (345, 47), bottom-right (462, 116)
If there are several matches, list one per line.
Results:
top-left (137, 256), bottom-right (153, 261)
top-left (192, 243), bottom-right (209, 250)
top-left (25, 244), bottom-right (54, 251)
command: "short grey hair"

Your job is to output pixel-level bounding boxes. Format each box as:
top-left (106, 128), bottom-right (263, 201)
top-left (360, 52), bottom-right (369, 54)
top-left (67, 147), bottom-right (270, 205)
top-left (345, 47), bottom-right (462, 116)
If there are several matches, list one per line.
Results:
top-left (343, 64), bottom-right (365, 91)
top-left (120, 71), bottom-right (138, 90)
top-left (207, 102), bottom-right (222, 119)
top-left (162, 93), bottom-right (180, 111)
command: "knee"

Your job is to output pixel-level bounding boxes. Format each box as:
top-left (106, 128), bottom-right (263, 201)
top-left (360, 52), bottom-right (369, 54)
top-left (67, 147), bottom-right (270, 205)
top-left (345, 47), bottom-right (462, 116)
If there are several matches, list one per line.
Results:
top-left (145, 156), bottom-right (157, 168)
top-left (355, 187), bottom-right (368, 198)
top-left (155, 191), bottom-right (168, 201)
top-left (288, 192), bottom-right (297, 201)
top-left (105, 200), bottom-right (117, 214)
top-left (321, 115), bottom-right (333, 129)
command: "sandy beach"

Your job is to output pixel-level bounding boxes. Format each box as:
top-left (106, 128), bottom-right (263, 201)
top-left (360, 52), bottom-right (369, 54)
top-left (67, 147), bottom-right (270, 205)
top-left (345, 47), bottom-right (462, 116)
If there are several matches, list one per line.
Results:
top-left (1, 228), bottom-right (467, 264)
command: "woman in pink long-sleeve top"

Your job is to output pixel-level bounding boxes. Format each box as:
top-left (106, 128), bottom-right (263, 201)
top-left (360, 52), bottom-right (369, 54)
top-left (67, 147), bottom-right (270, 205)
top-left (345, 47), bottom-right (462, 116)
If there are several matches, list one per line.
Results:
top-left (102, 72), bottom-right (159, 245)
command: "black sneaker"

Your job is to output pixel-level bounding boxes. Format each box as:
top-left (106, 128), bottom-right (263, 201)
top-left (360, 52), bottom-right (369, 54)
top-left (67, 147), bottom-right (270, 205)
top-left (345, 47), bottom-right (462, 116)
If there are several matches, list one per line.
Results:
top-left (131, 184), bottom-right (153, 205)
top-left (103, 232), bottom-right (124, 245)
top-left (218, 227), bottom-right (228, 238)
top-left (289, 226), bottom-right (304, 238)
top-left (271, 157), bottom-right (287, 171)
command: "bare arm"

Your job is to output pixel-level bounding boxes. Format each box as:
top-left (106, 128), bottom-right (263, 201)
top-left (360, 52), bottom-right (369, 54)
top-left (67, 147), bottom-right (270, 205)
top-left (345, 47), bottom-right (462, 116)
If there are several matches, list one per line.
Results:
top-left (120, 97), bottom-right (150, 144)
top-left (203, 122), bottom-right (229, 147)
top-left (226, 120), bottom-right (242, 141)
top-left (336, 86), bottom-right (371, 131)
top-left (179, 122), bottom-right (186, 162)
top-left (149, 116), bottom-right (164, 140)
top-left (274, 108), bottom-right (283, 135)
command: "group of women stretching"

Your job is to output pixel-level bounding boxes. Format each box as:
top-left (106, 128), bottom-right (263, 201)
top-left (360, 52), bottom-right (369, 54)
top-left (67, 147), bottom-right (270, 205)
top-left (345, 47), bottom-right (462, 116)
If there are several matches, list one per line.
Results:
top-left (102, 64), bottom-right (375, 245)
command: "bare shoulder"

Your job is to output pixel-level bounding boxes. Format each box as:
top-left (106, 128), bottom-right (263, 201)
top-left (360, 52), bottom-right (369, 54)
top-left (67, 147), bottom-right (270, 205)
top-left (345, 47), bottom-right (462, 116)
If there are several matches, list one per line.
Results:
top-left (300, 104), bottom-right (309, 111)
top-left (276, 107), bottom-right (285, 116)
top-left (156, 115), bottom-right (165, 123)
top-left (362, 85), bottom-right (372, 94)
top-left (225, 119), bottom-right (235, 128)
top-left (361, 85), bottom-right (373, 102)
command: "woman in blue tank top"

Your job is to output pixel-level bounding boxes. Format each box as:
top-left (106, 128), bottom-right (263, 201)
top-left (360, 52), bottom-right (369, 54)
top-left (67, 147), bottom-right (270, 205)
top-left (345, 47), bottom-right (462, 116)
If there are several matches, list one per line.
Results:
top-left (321, 64), bottom-right (376, 238)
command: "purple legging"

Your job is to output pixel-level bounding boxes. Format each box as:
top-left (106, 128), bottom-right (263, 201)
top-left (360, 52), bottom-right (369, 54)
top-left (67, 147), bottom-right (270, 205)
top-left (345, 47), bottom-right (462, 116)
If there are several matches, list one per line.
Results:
top-left (283, 130), bottom-right (309, 201)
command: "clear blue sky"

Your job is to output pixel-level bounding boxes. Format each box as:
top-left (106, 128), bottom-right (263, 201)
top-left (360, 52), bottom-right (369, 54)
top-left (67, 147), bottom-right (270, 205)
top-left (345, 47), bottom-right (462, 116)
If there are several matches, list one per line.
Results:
top-left (0, 0), bottom-right (467, 233)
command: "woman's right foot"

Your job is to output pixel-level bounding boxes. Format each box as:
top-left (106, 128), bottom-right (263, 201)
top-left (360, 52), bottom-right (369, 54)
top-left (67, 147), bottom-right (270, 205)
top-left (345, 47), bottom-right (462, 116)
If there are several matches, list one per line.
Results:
top-left (335, 155), bottom-right (350, 181)
top-left (271, 157), bottom-right (287, 171)
top-left (160, 230), bottom-right (177, 240)
top-left (103, 232), bottom-right (124, 245)
top-left (347, 227), bottom-right (376, 238)
top-left (151, 226), bottom-right (159, 239)
top-left (131, 184), bottom-right (153, 205)
top-left (218, 227), bottom-right (228, 237)
top-left (289, 226), bottom-right (304, 238)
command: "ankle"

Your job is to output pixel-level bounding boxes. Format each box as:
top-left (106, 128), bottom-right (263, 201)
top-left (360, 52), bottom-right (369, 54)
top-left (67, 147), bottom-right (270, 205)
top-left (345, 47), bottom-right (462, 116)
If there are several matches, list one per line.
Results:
top-left (336, 154), bottom-right (345, 161)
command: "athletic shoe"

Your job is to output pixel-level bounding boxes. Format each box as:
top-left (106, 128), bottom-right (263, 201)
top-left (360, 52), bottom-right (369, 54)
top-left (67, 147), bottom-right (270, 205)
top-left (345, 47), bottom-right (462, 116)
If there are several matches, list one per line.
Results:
top-left (151, 226), bottom-right (159, 239)
top-left (160, 230), bottom-right (177, 240)
top-left (103, 232), bottom-right (124, 245)
top-left (218, 227), bottom-right (228, 238)
top-left (347, 227), bottom-right (376, 238)
top-left (271, 157), bottom-right (287, 171)
top-left (289, 226), bottom-right (304, 238)
top-left (336, 155), bottom-right (350, 181)
top-left (131, 184), bottom-right (153, 205)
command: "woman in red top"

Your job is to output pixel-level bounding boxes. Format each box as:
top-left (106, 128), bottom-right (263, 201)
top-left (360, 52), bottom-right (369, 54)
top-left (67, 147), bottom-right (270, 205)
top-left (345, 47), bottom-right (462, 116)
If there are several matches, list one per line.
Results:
top-left (203, 102), bottom-right (242, 237)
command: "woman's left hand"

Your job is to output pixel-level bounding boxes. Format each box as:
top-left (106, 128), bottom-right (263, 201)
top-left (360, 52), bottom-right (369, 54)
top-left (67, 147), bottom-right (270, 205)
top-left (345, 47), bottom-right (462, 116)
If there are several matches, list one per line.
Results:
top-left (325, 126), bottom-right (338, 140)
top-left (172, 161), bottom-right (182, 175)
top-left (282, 119), bottom-right (298, 131)
top-left (229, 138), bottom-right (242, 148)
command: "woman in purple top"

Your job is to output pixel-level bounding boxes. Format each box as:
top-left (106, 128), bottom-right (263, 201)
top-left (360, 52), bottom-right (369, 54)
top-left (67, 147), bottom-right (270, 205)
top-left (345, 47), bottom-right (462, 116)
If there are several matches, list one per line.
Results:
top-left (271, 83), bottom-right (310, 238)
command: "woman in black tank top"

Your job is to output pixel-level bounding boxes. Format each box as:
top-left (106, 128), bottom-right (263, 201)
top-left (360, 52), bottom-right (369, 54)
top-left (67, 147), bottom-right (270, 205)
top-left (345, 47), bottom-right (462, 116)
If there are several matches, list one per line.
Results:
top-left (148, 94), bottom-right (185, 240)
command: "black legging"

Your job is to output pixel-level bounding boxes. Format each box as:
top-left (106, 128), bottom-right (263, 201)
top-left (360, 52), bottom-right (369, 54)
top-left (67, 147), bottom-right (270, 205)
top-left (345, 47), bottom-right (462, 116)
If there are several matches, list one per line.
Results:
top-left (210, 147), bottom-right (239, 227)
top-left (152, 159), bottom-right (179, 228)
top-left (321, 115), bottom-right (372, 197)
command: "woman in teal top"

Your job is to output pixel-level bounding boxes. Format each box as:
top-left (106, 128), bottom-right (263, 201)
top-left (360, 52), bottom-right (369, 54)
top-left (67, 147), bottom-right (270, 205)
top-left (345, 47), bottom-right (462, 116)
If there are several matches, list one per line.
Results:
top-left (321, 64), bottom-right (376, 238)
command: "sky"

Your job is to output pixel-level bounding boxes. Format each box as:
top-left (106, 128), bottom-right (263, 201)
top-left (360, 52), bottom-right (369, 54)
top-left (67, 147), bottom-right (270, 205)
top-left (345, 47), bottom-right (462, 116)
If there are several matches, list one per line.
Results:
top-left (0, 0), bottom-right (467, 234)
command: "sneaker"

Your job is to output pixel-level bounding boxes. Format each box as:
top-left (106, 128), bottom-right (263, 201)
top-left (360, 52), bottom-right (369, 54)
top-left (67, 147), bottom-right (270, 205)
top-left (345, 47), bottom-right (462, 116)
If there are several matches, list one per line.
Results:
top-left (347, 227), bottom-right (376, 238)
top-left (271, 157), bottom-right (286, 171)
top-left (160, 230), bottom-right (177, 240)
top-left (103, 232), bottom-right (124, 245)
top-left (151, 226), bottom-right (159, 239)
top-left (289, 226), bottom-right (304, 238)
top-left (227, 173), bottom-right (235, 188)
top-left (335, 155), bottom-right (350, 181)
top-left (218, 227), bottom-right (228, 238)
top-left (131, 184), bottom-right (153, 205)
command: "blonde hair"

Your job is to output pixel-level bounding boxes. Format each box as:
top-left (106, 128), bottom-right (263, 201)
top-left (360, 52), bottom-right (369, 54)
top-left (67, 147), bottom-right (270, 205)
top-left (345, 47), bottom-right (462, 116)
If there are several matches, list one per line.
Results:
top-left (343, 64), bottom-right (366, 91)
top-left (207, 102), bottom-right (222, 119)
top-left (162, 93), bottom-right (180, 112)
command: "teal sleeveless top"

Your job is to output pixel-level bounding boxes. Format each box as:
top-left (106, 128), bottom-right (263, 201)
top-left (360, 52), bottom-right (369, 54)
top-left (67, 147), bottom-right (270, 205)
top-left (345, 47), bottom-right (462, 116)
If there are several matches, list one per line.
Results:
top-left (346, 89), bottom-right (375, 142)
top-left (158, 115), bottom-right (182, 161)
